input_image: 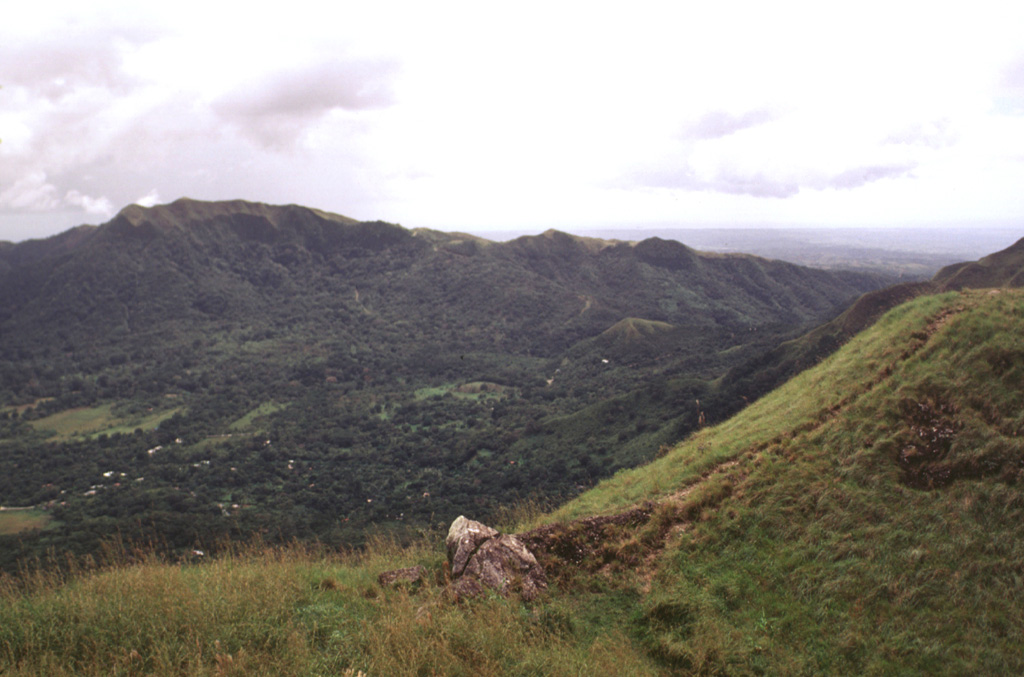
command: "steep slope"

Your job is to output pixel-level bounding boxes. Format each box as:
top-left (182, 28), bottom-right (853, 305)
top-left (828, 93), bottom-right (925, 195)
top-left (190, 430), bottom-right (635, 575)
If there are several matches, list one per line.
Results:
top-left (542, 288), bottom-right (1024, 673)
top-left (0, 198), bottom-right (884, 371)
top-left (718, 234), bottom-right (1024, 408)
top-left (508, 234), bottom-right (1022, 486)
top-left (2, 289), bottom-right (1022, 676)
top-left (933, 234), bottom-right (1024, 289)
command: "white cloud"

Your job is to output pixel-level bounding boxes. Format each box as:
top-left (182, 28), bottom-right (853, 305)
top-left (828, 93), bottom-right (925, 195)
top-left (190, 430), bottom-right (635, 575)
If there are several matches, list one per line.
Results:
top-left (134, 190), bottom-right (161, 208)
top-left (64, 190), bottom-right (114, 216)
top-left (0, 172), bottom-right (60, 211)
top-left (212, 58), bottom-right (398, 149)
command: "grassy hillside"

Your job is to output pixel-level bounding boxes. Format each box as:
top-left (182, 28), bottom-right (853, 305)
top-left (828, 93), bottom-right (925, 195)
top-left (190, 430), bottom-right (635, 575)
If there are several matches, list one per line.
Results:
top-left (718, 236), bottom-right (1024, 411)
top-left (548, 288), bottom-right (1024, 673)
top-left (2, 288), bottom-right (1022, 675)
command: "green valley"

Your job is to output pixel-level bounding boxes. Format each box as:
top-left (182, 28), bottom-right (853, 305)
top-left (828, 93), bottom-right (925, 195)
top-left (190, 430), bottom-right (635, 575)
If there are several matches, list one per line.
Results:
top-left (0, 199), bottom-right (891, 571)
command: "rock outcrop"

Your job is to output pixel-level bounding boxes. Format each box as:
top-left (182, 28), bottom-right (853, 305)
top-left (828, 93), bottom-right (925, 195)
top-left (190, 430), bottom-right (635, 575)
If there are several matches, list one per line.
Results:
top-left (447, 515), bottom-right (499, 577)
top-left (445, 516), bottom-right (546, 601)
top-left (377, 565), bottom-right (426, 588)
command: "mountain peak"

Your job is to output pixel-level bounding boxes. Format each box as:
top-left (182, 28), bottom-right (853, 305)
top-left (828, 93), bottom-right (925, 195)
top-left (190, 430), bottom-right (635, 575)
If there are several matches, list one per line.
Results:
top-left (506, 229), bottom-right (620, 258)
top-left (115, 198), bottom-right (359, 232)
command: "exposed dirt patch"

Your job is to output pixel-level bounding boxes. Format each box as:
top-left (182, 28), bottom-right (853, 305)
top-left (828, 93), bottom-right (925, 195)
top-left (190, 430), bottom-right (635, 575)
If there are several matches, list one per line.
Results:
top-left (887, 302), bottom-right (1008, 490)
top-left (516, 504), bottom-right (657, 582)
top-left (666, 459), bottom-right (741, 503)
top-left (896, 398), bottom-right (963, 489)
top-left (894, 396), bottom-right (1024, 489)
top-left (515, 456), bottom-right (749, 586)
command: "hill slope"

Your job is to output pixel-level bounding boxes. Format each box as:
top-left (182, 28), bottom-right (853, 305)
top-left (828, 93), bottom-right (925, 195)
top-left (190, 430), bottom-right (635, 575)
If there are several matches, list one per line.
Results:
top-left (0, 198), bottom-right (881, 364)
top-left (718, 235), bottom-right (1024, 407)
top-left (544, 287), bottom-right (1024, 673)
top-left (2, 288), bottom-right (1022, 675)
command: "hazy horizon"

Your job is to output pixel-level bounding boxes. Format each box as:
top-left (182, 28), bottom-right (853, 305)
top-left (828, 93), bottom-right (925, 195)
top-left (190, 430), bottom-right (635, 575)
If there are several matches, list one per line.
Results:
top-left (3, 198), bottom-right (1019, 276)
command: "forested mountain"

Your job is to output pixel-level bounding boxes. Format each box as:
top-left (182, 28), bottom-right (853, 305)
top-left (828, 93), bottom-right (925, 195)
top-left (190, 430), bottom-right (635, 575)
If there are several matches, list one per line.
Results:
top-left (0, 197), bottom-right (928, 568)
top-left (0, 198), bottom-right (882, 370)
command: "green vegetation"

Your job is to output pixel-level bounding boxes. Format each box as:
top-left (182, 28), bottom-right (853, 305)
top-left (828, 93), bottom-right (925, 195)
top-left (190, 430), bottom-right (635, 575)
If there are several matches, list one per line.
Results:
top-left (26, 403), bottom-right (183, 441)
top-left (2, 200), bottom-right (1023, 671)
top-left (551, 288), bottom-right (1024, 672)
top-left (229, 402), bottom-right (290, 431)
top-left (2, 288), bottom-right (1023, 674)
top-left (26, 404), bottom-right (120, 439)
top-left (0, 539), bottom-right (657, 676)
top-left (0, 509), bottom-right (51, 535)
top-left (0, 199), bottom-right (893, 571)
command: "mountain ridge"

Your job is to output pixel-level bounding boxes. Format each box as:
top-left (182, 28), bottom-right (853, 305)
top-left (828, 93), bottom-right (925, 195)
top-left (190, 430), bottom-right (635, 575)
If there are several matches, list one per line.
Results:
top-left (718, 234), bottom-right (1024, 404)
top-left (0, 198), bottom-right (889, 357)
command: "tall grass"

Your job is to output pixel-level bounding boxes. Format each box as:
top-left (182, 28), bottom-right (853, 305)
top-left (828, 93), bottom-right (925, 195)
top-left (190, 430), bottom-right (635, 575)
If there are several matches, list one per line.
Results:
top-left (0, 535), bottom-right (658, 675)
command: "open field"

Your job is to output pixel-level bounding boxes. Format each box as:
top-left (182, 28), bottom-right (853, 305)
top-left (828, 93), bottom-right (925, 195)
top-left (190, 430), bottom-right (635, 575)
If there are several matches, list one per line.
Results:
top-left (0, 509), bottom-right (51, 535)
top-left (229, 401), bottom-right (290, 431)
top-left (28, 403), bottom-right (184, 440)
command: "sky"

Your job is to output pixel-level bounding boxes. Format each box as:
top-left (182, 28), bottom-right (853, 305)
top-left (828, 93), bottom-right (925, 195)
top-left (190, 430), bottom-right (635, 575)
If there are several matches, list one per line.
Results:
top-left (2, 1), bottom-right (1024, 242)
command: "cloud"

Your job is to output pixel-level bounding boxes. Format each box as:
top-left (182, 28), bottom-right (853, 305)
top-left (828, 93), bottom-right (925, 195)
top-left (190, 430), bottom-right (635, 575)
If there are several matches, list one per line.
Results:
top-left (682, 109), bottom-right (776, 140)
top-left (0, 23), bottom-right (156, 101)
top-left (0, 24), bottom-right (159, 214)
top-left (2, 2), bottom-right (1024, 238)
top-left (824, 164), bottom-right (916, 190)
top-left (212, 59), bottom-right (398, 148)
top-left (0, 172), bottom-right (60, 211)
top-left (1001, 53), bottom-right (1024, 91)
top-left (0, 173), bottom-right (115, 217)
top-left (64, 190), bottom-right (115, 216)
top-left (702, 171), bottom-right (801, 199)
top-left (884, 119), bottom-right (959, 149)
top-left (632, 158), bottom-right (916, 199)
top-left (993, 53), bottom-right (1024, 116)
top-left (134, 190), bottom-right (161, 208)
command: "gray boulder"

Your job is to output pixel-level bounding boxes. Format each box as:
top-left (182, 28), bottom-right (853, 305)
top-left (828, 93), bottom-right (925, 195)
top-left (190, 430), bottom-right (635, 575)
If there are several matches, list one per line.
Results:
top-left (445, 515), bottom-right (546, 601)
top-left (446, 515), bottom-right (499, 577)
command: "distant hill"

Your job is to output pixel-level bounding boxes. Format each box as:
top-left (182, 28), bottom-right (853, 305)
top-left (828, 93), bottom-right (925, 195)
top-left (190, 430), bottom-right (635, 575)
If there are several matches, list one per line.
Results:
top-left (933, 235), bottom-right (1024, 289)
top-left (555, 226), bottom-right (1024, 277)
top-left (0, 198), bottom-right (883, 364)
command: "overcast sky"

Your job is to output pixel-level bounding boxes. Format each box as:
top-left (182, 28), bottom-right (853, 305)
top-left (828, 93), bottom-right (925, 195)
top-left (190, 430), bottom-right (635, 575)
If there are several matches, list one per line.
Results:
top-left (2, 1), bottom-right (1024, 241)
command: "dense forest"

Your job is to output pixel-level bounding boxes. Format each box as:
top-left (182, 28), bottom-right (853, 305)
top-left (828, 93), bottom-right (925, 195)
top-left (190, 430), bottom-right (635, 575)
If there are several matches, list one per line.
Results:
top-left (0, 199), bottom-right (901, 570)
